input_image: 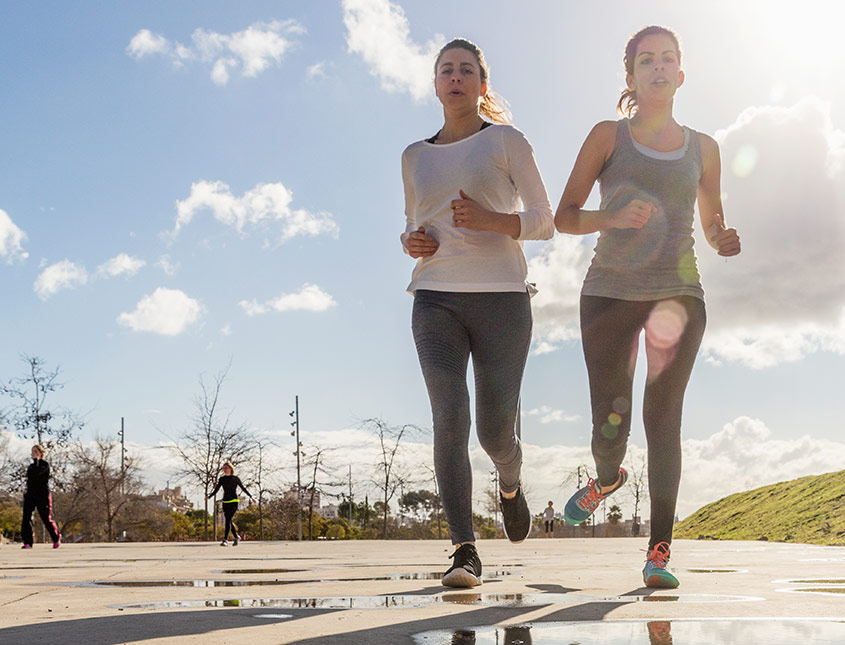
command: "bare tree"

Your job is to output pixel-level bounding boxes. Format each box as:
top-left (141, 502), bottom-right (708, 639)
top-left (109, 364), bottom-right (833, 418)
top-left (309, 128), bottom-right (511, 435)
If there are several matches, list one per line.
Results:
top-left (0, 431), bottom-right (17, 496)
top-left (168, 364), bottom-right (254, 540)
top-left (240, 436), bottom-right (283, 541)
top-left (420, 463), bottom-right (443, 539)
top-left (561, 463), bottom-right (595, 492)
top-left (624, 453), bottom-right (649, 536)
top-left (73, 438), bottom-right (145, 541)
top-left (301, 445), bottom-right (343, 540)
top-left (361, 418), bottom-right (419, 539)
top-left (0, 355), bottom-right (85, 448)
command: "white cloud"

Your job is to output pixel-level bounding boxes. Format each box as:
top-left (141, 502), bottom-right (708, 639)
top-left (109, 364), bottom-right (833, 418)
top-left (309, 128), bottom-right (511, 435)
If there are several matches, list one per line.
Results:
top-left (127, 20), bottom-right (304, 85)
top-left (126, 29), bottom-right (171, 59)
top-left (96, 253), bottom-right (146, 278)
top-left (220, 324), bottom-right (232, 336)
top-left (342, 0), bottom-right (445, 102)
top-left (171, 180), bottom-right (339, 241)
top-left (0, 208), bottom-right (28, 263)
top-left (117, 287), bottom-right (202, 336)
top-left (696, 96), bottom-right (845, 367)
top-left (306, 61), bottom-right (329, 80)
top-left (156, 255), bottom-right (179, 276)
top-left (240, 283), bottom-right (336, 316)
top-left (527, 235), bottom-right (594, 354)
top-left (34, 260), bottom-right (88, 300)
top-left (524, 406), bottom-right (581, 424)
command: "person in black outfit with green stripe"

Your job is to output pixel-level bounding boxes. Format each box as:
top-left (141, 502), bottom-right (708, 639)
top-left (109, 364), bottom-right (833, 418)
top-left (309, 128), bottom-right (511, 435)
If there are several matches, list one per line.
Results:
top-left (207, 461), bottom-right (253, 546)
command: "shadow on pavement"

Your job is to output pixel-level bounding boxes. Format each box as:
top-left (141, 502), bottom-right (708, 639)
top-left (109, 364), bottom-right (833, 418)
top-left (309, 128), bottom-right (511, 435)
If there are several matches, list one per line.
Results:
top-left (0, 608), bottom-right (337, 645)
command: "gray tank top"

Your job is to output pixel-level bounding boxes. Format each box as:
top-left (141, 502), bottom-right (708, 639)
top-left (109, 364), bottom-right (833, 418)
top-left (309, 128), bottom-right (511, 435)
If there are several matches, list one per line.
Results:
top-left (581, 119), bottom-right (705, 302)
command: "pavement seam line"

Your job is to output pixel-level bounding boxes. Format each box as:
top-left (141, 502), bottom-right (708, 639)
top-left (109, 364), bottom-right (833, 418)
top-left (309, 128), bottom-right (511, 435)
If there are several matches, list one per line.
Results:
top-left (0, 591), bottom-right (41, 607)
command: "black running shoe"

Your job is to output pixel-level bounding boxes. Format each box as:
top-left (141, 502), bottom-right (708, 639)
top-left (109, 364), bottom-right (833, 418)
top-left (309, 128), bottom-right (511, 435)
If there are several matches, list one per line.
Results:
top-left (442, 543), bottom-right (482, 588)
top-left (500, 486), bottom-right (531, 543)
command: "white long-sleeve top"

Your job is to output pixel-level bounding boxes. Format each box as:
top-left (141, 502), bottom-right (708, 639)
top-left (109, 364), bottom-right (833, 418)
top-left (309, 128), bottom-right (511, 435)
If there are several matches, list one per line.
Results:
top-left (401, 124), bottom-right (554, 294)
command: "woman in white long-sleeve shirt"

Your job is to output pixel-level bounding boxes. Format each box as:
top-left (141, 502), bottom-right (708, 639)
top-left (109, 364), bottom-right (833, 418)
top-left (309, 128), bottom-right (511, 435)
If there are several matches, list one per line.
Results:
top-left (401, 38), bottom-right (554, 588)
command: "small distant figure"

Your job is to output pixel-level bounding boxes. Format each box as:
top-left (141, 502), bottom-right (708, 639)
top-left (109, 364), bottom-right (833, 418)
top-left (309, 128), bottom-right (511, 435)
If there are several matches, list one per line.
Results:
top-left (207, 461), bottom-right (253, 546)
top-left (543, 501), bottom-right (555, 538)
top-left (21, 444), bottom-right (61, 549)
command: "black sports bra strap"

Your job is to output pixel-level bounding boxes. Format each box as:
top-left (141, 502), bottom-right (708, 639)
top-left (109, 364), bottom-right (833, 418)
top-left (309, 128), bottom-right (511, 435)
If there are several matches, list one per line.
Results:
top-left (426, 120), bottom-right (492, 144)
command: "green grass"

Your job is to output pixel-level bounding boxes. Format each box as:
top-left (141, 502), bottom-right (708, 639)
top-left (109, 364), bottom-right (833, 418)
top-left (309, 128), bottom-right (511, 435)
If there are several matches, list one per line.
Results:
top-left (674, 469), bottom-right (845, 545)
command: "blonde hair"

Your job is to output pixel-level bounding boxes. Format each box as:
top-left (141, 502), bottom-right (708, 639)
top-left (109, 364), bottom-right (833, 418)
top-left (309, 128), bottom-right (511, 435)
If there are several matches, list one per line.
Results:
top-left (222, 461), bottom-right (235, 475)
top-left (617, 25), bottom-right (683, 118)
top-left (32, 444), bottom-right (45, 458)
top-left (434, 38), bottom-right (512, 125)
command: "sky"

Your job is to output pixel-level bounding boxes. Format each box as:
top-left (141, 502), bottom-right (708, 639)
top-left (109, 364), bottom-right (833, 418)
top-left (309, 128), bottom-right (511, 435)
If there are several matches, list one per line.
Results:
top-left (2, 0), bottom-right (845, 522)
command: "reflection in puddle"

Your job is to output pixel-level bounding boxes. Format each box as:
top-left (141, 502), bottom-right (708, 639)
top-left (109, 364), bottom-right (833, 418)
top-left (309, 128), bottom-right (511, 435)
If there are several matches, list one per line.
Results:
top-left (88, 570), bottom-right (517, 587)
top-left (218, 567), bottom-right (518, 575)
top-left (0, 565), bottom-right (129, 570)
top-left (114, 592), bottom-right (760, 611)
top-left (216, 569), bottom-right (304, 574)
top-left (252, 614), bottom-right (293, 619)
top-left (92, 580), bottom-right (310, 588)
top-left (413, 619), bottom-right (845, 644)
top-left (780, 587), bottom-right (845, 597)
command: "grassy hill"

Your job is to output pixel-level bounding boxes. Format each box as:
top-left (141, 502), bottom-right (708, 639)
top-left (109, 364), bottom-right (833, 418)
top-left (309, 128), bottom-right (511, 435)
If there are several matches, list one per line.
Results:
top-left (674, 469), bottom-right (845, 545)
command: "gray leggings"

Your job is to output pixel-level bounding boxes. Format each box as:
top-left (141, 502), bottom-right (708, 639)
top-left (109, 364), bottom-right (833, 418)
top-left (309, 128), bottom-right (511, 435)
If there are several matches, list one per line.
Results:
top-left (412, 289), bottom-right (532, 544)
top-left (581, 295), bottom-right (706, 549)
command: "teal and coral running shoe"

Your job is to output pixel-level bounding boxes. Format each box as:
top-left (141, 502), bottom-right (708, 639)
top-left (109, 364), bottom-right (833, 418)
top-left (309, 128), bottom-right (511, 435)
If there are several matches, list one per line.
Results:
top-left (643, 541), bottom-right (679, 588)
top-left (563, 468), bottom-right (628, 525)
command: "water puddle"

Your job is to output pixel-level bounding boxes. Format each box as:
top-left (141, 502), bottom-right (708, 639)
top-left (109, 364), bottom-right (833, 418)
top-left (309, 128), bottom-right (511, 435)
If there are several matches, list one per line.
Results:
top-left (413, 618), bottom-right (845, 644)
top-left (776, 578), bottom-right (845, 597)
top-left (684, 568), bottom-right (746, 574)
top-left (84, 570), bottom-right (517, 588)
top-left (113, 591), bottom-right (760, 611)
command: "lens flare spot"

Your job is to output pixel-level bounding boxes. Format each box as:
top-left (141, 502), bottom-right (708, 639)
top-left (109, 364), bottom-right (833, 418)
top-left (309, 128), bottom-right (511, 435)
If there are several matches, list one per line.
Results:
top-left (677, 252), bottom-right (699, 285)
top-left (732, 144), bottom-right (758, 178)
top-left (645, 301), bottom-right (688, 350)
top-left (612, 397), bottom-right (629, 414)
top-left (645, 300), bottom-right (691, 382)
top-left (608, 413), bottom-right (622, 426)
top-left (769, 82), bottom-right (786, 104)
top-left (601, 423), bottom-right (619, 439)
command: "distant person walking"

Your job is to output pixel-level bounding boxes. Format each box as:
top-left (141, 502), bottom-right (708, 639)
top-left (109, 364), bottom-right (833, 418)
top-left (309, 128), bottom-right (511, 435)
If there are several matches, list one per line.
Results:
top-left (21, 444), bottom-right (61, 549)
top-left (207, 462), bottom-right (253, 546)
top-left (555, 25), bottom-right (740, 588)
top-left (543, 501), bottom-right (555, 538)
top-left (402, 38), bottom-right (554, 587)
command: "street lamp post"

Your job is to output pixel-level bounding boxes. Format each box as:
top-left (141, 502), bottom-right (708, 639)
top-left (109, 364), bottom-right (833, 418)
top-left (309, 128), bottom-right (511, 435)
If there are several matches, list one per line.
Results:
top-left (117, 417), bottom-right (127, 496)
top-left (289, 396), bottom-right (302, 541)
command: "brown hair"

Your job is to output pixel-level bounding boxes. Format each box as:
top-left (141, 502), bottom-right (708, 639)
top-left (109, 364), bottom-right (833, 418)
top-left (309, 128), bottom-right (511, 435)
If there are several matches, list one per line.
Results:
top-left (434, 38), bottom-right (511, 124)
top-left (617, 25), bottom-right (683, 117)
top-left (222, 461), bottom-right (235, 475)
top-left (32, 444), bottom-right (45, 458)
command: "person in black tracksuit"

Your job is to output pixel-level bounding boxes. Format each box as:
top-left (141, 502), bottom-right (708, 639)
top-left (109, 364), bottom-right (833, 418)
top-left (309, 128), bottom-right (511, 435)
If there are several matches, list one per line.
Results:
top-left (21, 445), bottom-right (61, 549)
top-left (207, 461), bottom-right (253, 546)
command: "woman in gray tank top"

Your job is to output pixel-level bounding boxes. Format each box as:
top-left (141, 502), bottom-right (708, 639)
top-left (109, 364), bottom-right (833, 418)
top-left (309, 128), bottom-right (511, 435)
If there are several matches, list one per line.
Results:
top-left (554, 25), bottom-right (741, 589)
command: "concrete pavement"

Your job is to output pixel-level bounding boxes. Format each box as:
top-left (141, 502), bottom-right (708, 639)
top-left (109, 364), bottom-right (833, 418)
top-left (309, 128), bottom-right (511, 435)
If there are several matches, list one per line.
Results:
top-left (1, 538), bottom-right (844, 644)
